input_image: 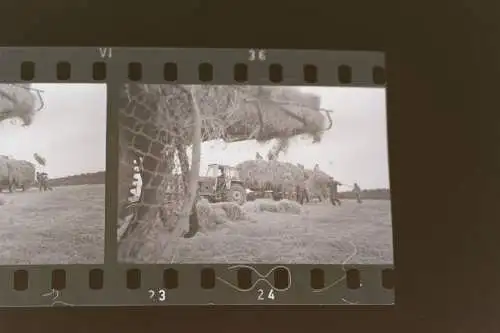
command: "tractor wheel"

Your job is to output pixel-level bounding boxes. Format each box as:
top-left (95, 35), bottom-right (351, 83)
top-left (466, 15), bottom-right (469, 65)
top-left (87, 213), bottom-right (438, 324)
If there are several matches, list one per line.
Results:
top-left (227, 184), bottom-right (246, 205)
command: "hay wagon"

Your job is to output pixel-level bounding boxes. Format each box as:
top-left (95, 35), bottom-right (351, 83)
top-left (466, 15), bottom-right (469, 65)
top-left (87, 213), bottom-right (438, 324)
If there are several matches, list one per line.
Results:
top-left (0, 157), bottom-right (36, 192)
top-left (198, 162), bottom-right (297, 205)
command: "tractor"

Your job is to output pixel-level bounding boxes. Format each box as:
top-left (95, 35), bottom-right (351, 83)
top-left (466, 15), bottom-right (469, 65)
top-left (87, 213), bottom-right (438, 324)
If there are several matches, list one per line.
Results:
top-left (197, 164), bottom-right (247, 205)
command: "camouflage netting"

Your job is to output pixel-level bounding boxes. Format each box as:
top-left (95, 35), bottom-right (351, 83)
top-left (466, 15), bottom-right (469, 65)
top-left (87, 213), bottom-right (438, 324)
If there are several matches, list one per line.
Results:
top-left (0, 84), bottom-right (41, 126)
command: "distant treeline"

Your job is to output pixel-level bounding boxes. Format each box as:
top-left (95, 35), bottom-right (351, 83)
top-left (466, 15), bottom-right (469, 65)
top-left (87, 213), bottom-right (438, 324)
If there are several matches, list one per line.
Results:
top-left (48, 171), bottom-right (105, 187)
top-left (338, 188), bottom-right (391, 200)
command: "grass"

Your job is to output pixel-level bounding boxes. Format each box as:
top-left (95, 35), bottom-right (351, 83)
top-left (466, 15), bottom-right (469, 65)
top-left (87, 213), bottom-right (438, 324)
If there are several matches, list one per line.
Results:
top-left (0, 184), bottom-right (105, 265)
top-left (163, 199), bottom-right (393, 264)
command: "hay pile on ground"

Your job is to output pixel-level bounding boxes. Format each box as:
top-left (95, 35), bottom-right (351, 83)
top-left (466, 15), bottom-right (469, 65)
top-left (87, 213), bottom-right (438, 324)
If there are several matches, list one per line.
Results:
top-left (196, 199), bottom-right (251, 232)
top-left (243, 199), bottom-right (302, 215)
top-left (235, 160), bottom-right (306, 191)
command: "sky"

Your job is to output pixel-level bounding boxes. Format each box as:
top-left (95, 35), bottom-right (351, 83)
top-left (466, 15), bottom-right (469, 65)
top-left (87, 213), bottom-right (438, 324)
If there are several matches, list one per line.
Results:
top-left (0, 83), bottom-right (107, 178)
top-left (196, 86), bottom-right (390, 190)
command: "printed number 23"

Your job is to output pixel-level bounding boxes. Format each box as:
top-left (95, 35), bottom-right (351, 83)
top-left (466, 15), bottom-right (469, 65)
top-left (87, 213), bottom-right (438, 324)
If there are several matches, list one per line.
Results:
top-left (257, 288), bottom-right (275, 300)
top-left (249, 49), bottom-right (267, 61)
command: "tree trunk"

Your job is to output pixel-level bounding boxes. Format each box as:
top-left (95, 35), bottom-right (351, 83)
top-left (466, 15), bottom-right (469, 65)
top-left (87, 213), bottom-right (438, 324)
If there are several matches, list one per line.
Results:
top-left (179, 86), bottom-right (202, 229)
top-left (161, 86), bottom-right (202, 260)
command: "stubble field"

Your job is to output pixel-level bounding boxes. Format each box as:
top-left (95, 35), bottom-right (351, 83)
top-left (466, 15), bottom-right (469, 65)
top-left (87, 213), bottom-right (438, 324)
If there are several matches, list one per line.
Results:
top-left (0, 184), bottom-right (105, 265)
top-left (166, 199), bottom-right (393, 264)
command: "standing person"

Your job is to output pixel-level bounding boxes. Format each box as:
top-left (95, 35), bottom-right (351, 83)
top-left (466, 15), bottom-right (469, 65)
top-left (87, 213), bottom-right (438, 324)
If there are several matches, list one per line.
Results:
top-left (40, 172), bottom-right (50, 191)
top-left (353, 182), bottom-right (362, 204)
top-left (296, 183), bottom-right (310, 205)
top-left (328, 177), bottom-right (342, 206)
top-left (36, 172), bottom-right (44, 192)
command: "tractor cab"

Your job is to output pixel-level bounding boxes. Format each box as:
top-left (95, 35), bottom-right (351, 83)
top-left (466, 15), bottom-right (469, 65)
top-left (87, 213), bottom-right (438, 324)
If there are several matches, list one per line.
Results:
top-left (206, 164), bottom-right (239, 190)
top-left (198, 164), bottom-right (246, 205)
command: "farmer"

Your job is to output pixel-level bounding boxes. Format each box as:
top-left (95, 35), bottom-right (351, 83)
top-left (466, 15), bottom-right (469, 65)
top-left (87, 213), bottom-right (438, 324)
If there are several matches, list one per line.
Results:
top-left (36, 172), bottom-right (44, 191)
top-left (353, 182), bottom-right (362, 204)
top-left (328, 177), bottom-right (342, 206)
top-left (39, 172), bottom-right (51, 191)
top-left (216, 166), bottom-right (226, 192)
top-left (296, 176), bottom-right (310, 205)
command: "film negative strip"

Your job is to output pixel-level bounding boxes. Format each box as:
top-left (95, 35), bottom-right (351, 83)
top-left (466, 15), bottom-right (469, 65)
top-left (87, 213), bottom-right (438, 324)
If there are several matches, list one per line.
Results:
top-left (0, 47), bottom-right (393, 306)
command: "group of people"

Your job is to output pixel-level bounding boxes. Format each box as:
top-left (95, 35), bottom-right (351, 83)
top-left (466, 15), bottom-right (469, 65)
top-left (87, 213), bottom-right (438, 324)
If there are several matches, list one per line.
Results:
top-left (296, 176), bottom-right (363, 206)
top-left (327, 177), bottom-right (362, 206)
top-left (36, 171), bottom-right (52, 192)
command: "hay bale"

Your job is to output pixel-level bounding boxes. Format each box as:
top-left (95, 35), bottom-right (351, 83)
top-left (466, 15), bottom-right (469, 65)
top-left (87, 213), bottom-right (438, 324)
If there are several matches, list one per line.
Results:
top-left (210, 202), bottom-right (247, 221)
top-left (276, 199), bottom-right (302, 214)
top-left (196, 198), bottom-right (221, 231)
top-left (235, 160), bottom-right (306, 192)
top-left (243, 198), bottom-right (301, 215)
top-left (196, 199), bottom-right (250, 232)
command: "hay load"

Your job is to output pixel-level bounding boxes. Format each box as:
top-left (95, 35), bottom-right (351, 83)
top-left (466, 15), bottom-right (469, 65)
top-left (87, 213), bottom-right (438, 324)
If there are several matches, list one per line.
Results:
top-left (235, 159), bottom-right (306, 193)
top-left (0, 84), bottom-right (39, 126)
top-left (304, 167), bottom-right (332, 200)
top-left (0, 157), bottom-right (35, 191)
top-left (8, 159), bottom-right (36, 190)
top-left (0, 156), bottom-right (10, 187)
top-left (194, 85), bottom-right (328, 144)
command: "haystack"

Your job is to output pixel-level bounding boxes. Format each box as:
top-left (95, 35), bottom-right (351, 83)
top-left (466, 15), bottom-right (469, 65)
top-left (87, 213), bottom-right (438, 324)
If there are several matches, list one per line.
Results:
top-left (0, 84), bottom-right (38, 126)
top-left (235, 159), bottom-right (306, 192)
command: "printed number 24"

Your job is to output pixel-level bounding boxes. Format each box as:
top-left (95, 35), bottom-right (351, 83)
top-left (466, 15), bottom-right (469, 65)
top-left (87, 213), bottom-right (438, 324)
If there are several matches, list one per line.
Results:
top-left (257, 288), bottom-right (275, 301)
top-left (249, 49), bottom-right (267, 61)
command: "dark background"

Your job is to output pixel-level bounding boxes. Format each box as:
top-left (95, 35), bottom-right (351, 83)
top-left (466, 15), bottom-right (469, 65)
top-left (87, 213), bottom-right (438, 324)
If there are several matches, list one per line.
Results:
top-left (0, 0), bottom-right (498, 332)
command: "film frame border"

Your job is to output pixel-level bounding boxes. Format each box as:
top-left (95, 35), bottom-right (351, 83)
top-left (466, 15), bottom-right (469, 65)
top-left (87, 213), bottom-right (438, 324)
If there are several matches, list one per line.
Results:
top-left (0, 47), bottom-right (393, 306)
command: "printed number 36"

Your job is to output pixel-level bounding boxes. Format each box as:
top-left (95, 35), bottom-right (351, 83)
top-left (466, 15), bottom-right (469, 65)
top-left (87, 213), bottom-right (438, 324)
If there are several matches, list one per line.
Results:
top-left (257, 288), bottom-right (275, 300)
top-left (249, 49), bottom-right (267, 61)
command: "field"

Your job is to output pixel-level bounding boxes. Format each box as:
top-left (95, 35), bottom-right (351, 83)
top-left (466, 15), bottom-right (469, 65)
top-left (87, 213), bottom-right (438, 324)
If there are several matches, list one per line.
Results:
top-left (168, 199), bottom-right (393, 264)
top-left (0, 184), bottom-right (105, 265)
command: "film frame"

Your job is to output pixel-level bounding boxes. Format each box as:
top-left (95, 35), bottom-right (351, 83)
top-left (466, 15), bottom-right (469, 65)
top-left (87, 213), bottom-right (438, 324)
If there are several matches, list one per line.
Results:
top-left (0, 47), bottom-right (394, 306)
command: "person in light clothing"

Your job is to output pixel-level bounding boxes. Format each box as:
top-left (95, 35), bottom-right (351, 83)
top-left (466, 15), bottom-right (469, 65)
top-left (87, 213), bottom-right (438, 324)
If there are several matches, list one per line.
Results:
top-left (353, 182), bottom-right (362, 204)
